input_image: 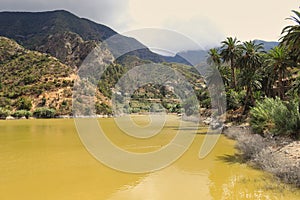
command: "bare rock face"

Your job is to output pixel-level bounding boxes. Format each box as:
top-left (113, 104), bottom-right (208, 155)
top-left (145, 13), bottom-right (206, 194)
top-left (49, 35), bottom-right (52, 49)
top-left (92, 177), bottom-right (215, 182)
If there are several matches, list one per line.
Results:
top-left (37, 32), bottom-right (97, 67)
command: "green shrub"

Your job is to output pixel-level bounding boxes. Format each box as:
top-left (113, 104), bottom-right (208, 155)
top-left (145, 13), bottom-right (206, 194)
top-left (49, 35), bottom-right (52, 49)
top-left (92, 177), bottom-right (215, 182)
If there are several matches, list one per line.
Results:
top-left (0, 97), bottom-right (12, 108)
top-left (95, 103), bottom-right (112, 115)
top-left (250, 97), bottom-right (300, 137)
top-left (182, 96), bottom-right (199, 116)
top-left (226, 89), bottom-right (245, 110)
top-left (33, 107), bottom-right (56, 118)
top-left (273, 99), bottom-right (300, 137)
top-left (0, 107), bottom-right (10, 119)
top-left (12, 110), bottom-right (32, 119)
top-left (15, 96), bottom-right (32, 111)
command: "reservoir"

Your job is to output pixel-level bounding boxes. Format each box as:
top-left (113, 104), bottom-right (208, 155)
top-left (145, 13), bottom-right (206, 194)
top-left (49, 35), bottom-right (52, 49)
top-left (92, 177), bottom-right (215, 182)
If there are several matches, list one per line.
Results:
top-left (0, 116), bottom-right (299, 199)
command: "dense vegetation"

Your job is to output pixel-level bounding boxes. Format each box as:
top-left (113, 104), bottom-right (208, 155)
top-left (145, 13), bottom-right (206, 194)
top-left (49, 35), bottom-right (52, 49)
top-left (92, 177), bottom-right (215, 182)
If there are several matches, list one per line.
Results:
top-left (207, 9), bottom-right (300, 138)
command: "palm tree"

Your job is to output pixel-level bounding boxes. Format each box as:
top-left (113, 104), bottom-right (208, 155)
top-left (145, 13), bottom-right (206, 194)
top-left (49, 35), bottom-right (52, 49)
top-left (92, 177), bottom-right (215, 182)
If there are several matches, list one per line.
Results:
top-left (238, 41), bottom-right (264, 113)
top-left (290, 77), bottom-right (300, 96)
top-left (266, 46), bottom-right (292, 99)
top-left (281, 9), bottom-right (300, 63)
top-left (207, 48), bottom-right (221, 66)
top-left (220, 37), bottom-right (241, 89)
top-left (205, 65), bottom-right (226, 114)
top-left (207, 48), bottom-right (231, 88)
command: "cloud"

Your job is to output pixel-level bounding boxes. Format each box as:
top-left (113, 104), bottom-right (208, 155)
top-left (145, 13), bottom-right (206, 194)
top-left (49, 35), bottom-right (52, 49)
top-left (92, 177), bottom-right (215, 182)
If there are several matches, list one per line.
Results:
top-left (163, 16), bottom-right (225, 49)
top-left (124, 0), bottom-right (299, 50)
top-left (0, 0), bottom-right (299, 52)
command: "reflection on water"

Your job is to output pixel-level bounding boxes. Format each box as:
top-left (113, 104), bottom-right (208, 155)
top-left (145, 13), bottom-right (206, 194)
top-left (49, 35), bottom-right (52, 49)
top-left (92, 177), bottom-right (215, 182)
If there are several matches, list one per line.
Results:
top-left (108, 166), bottom-right (212, 200)
top-left (0, 116), bottom-right (299, 200)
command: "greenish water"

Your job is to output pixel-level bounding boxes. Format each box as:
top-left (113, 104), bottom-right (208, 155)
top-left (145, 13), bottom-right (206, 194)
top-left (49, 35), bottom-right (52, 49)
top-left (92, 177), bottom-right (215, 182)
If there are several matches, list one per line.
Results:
top-left (0, 116), bottom-right (299, 200)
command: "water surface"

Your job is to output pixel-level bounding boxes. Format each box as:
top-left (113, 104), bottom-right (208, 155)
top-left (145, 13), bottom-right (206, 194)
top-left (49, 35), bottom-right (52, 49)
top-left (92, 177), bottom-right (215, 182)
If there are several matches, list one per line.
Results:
top-left (0, 116), bottom-right (299, 200)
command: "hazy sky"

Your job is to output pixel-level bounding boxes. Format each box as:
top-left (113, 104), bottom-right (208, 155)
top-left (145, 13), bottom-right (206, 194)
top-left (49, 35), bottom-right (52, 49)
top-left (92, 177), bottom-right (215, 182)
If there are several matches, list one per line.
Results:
top-left (1, 0), bottom-right (299, 52)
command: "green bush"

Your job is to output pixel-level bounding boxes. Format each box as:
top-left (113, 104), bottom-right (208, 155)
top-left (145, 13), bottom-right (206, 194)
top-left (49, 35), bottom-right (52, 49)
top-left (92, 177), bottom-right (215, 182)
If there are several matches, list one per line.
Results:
top-left (0, 107), bottom-right (10, 119)
top-left (95, 103), bottom-right (112, 115)
top-left (12, 110), bottom-right (32, 119)
top-left (0, 97), bottom-right (12, 108)
top-left (182, 96), bottom-right (199, 116)
top-left (15, 96), bottom-right (32, 111)
top-left (250, 97), bottom-right (300, 137)
top-left (226, 89), bottom-right (245, 110)
top-left (33, 107), bottom-right (56, 118)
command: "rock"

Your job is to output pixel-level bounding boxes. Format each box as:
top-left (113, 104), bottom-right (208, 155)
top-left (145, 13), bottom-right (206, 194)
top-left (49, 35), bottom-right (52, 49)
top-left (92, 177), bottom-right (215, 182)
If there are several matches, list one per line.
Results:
top-left (203, 117), bottom-right (211, 125)
top-left (284, 150), bottom-right (289, 154)
top-left (6, 116), bottom-right (15, 120)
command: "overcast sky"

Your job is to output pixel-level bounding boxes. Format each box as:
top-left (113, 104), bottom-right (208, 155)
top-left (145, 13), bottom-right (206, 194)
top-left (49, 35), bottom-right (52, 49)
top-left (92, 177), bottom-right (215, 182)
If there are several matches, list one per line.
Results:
top-left (1, 0), bottom-right (299, 52)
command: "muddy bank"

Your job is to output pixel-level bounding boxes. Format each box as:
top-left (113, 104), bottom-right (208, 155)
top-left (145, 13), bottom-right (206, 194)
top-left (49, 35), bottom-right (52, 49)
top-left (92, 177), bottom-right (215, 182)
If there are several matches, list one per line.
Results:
top-left (223, 126), bottom-right (300, 187)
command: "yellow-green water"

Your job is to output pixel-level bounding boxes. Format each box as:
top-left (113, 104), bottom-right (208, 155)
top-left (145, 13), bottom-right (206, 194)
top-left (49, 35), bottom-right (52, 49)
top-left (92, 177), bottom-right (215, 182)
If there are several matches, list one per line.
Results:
top-left (0, 116), bottom-right (299, 200)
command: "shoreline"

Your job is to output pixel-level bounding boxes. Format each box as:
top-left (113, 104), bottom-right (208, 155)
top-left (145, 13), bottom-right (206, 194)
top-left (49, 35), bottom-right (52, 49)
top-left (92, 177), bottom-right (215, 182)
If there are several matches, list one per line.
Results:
top-left (2, 112), bottom-right (185, 120)
top-left (223, 126), bottom-right (300, 188)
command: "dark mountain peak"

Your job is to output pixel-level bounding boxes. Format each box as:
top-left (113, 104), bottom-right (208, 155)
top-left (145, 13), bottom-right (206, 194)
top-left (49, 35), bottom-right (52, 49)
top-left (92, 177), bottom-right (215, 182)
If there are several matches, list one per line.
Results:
top-left (0, 9), bottom-right (71, 15)
top-left (0, 10), bottom-right (189, 66)
top-left (0, 10), bottom-right (116, 44)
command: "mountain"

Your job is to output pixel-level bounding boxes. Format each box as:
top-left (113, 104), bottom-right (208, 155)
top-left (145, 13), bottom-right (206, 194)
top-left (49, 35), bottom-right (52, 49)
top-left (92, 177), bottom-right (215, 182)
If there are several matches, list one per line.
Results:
top-left (0, 36), bottom-right (75, 114)
top-left (0, 10), bottom-right (189, 66)
top-left (254, 40), bottom-right (279, 51)
top-left (0, 36), bottom-right (205, 116)
top-left (177, 49), bottom-right (208, 66)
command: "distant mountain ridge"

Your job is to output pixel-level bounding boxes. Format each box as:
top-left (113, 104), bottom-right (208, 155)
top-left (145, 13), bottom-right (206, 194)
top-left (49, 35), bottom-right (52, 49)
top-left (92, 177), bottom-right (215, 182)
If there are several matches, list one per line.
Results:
top-left (0, 10), bottom-right (190, 66)
top-left (254, 40), bottom-right (279, 51)
top-left (176, 40), bottom-right (279, 65)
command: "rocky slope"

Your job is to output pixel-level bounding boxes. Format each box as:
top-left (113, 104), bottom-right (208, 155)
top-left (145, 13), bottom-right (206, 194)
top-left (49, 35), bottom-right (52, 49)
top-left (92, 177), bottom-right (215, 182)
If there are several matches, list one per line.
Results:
top-left (0, 36), bottom-right (75, 115)
top-left (0, 10), bottom-right (190, 66)
top-left (36, 31), bottom-right (97, 67)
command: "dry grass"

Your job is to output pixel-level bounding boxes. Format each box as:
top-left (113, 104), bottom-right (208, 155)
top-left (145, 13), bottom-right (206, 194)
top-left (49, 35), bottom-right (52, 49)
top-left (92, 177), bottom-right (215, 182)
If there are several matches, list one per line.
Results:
top-left (223, 126), bottom-right (300, 187)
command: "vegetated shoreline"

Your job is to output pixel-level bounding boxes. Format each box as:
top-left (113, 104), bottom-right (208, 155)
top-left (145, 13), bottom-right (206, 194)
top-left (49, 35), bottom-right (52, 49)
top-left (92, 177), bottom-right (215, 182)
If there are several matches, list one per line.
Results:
top-left (223, 125), bottom-right (300, 188)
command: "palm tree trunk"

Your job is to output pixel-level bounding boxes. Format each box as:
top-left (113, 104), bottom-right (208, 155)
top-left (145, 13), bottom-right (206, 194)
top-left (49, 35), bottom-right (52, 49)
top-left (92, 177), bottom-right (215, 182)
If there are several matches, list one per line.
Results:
top-left (230, 58), bottom-right (236, 90)
top-left (242, 85), bottom-right (251, 115)
top-left (278, 70), bottom-right (284, 99)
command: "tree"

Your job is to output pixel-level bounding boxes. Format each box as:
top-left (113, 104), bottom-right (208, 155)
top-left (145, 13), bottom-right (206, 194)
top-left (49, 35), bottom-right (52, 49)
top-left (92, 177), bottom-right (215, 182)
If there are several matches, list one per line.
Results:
top-left (238, 41), bottom-right (264, 113)
top-left (208, 48), bottom-right (230, 88)
top-left (266, 46), bottom-right (292, 99)
top-left (207, 48), bottom-right (221, 66)
top-left (220, 37), bottom-right (241, 89)
top-left (281, 9), bottom-right (300, 63)
top-left (205, 65), bottom-right (226, 114)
